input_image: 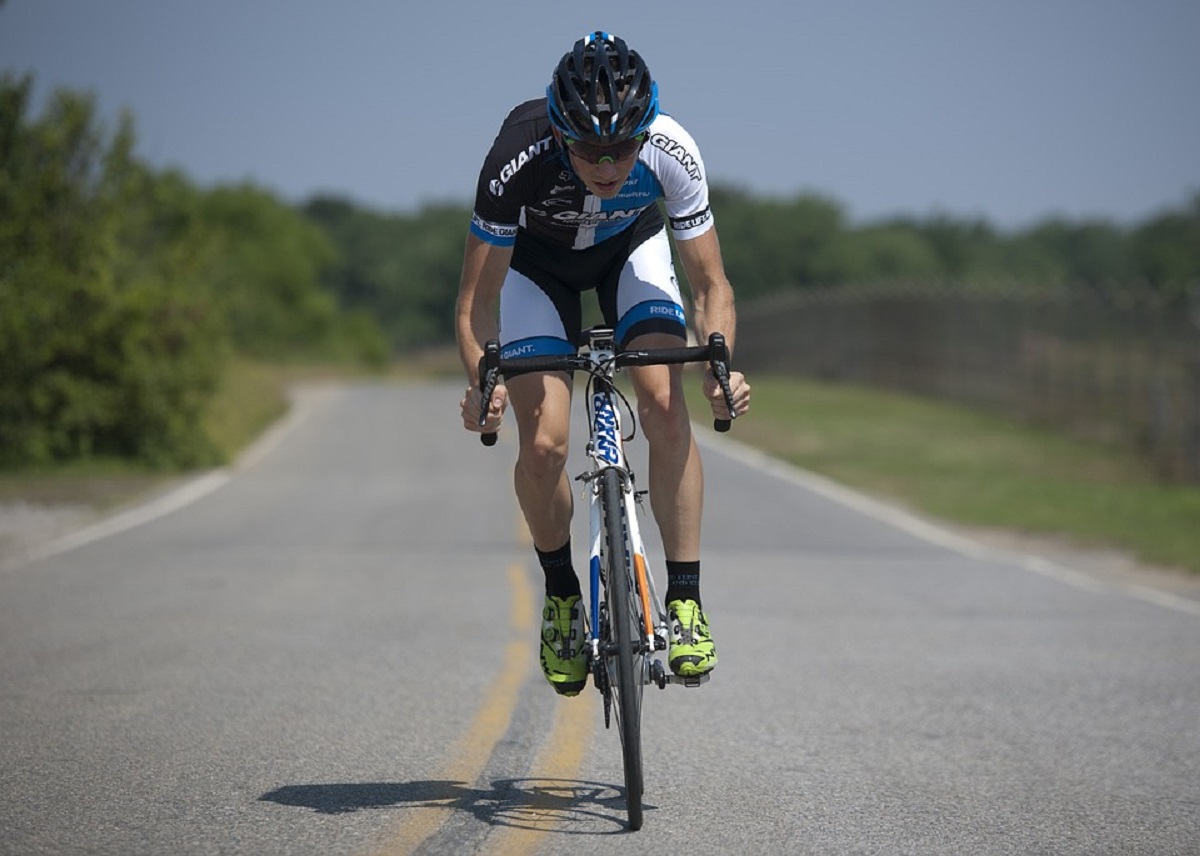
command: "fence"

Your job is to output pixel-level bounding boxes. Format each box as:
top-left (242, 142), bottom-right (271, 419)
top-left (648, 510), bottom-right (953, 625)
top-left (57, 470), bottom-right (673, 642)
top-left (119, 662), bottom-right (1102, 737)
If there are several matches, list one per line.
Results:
top-left (735, 282), bottom-right (1200, 482)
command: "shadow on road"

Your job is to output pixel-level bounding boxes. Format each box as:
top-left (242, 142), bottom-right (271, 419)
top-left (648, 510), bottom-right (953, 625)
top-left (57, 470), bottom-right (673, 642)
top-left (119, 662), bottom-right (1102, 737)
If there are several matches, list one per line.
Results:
top-left (260, 777), bottom-right (646, 834)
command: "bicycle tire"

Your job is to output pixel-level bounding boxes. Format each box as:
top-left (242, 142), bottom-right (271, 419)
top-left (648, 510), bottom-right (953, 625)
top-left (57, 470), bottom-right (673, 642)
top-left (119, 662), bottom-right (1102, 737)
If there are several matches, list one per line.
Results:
top-left (600, 466), bottom-right (645, 830)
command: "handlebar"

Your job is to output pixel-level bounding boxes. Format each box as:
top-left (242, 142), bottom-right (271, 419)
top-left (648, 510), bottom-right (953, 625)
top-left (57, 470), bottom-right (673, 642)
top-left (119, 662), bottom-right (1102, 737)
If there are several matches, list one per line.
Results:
top-left (477, 332), bottom-right (737, 445)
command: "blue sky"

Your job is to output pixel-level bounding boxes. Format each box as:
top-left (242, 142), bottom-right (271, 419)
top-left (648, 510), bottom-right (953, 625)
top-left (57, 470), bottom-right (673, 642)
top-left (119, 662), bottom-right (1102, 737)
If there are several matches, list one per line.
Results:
top-left (3, 0), bottom-right (1198, 229)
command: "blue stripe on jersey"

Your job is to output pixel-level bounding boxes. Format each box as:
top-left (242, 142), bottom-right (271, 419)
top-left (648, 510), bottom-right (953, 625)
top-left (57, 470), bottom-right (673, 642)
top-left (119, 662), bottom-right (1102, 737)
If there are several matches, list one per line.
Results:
top-left (615, 300), bottom-right (687, 343)
top-left (500, 336), bottom-right (577, 360)
top-left (590, 162), bottom-right (665, 245)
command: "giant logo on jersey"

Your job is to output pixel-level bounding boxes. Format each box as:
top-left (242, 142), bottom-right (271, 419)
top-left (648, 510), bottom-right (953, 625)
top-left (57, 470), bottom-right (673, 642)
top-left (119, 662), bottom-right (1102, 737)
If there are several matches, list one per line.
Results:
top-left (537, 183), bottom-right (657, 224)
top-left (552, 209), bottom-right (643, 225)
top-left (490, 137), bottom-right (554, 195)
top-left (649, 133), bottom-right (702, 181)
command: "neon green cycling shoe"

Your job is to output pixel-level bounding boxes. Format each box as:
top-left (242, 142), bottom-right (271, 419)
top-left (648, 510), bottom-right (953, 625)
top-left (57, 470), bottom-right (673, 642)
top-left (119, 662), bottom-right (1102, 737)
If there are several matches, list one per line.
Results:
top-left (667, 599), bottom-right (717, 677)
top-left (541, 594), bottom-right (588, 696)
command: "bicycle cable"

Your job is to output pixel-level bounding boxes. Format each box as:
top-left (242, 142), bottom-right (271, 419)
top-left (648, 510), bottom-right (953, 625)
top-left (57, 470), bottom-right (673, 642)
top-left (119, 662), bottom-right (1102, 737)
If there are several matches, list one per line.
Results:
top-left (584, 358), bottom-right (640, 445)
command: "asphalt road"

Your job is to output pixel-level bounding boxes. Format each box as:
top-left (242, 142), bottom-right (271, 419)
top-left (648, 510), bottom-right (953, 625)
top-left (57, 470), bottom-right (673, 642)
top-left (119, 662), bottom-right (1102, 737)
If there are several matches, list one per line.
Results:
top-left (2, 381), bottom-right (1198, 855)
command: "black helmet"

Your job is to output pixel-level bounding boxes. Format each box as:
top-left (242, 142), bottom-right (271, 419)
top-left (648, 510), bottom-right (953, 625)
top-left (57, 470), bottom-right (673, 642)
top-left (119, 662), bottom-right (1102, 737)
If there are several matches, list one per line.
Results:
top-left (546, 31), bottom-right (660, 145)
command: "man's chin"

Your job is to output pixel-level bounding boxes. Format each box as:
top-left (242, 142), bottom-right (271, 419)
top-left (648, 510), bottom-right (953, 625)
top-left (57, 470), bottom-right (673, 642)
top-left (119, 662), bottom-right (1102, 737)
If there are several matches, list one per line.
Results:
top-left (588, 181), bottom-right (622, 199)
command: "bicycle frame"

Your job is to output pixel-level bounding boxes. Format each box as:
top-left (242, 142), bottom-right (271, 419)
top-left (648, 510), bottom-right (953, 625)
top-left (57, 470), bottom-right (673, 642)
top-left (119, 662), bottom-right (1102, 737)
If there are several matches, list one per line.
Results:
top-left (579, 329), bottom-right (712, 692)
top-left (583, 332), bottom-right (661, 662)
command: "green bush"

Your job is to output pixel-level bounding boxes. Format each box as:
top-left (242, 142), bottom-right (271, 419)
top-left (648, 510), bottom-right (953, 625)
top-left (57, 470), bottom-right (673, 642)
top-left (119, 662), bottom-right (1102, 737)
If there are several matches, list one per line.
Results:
top-left (0, 75), bottom-right (228, 467)
top-left (1, 74), bottom-right (388, 469)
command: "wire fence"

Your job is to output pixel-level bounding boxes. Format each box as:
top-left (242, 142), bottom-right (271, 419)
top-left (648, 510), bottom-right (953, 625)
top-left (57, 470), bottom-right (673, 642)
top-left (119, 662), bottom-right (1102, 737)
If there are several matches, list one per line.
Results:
top-left (735, 282), bottom-right (1200, 482)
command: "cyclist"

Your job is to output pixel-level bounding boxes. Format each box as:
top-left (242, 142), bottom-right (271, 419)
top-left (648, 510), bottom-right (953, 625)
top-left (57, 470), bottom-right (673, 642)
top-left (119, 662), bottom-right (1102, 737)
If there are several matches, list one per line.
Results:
top-left (457, 31), bottom-right (750, 697)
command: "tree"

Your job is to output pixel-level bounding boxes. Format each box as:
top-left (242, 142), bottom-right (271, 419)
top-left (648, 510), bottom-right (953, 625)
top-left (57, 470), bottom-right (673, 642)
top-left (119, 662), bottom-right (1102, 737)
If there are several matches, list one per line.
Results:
top-left (708, 186), bottom-right (848, 296)
top-left (0, 74), bottom-right (227, 465)
top-left (1130, 193), bottom-right (1200, 296)
top-left (305, 196), bottom-right (469, 350)
top-left (839, 221), bottom-right (944, 281)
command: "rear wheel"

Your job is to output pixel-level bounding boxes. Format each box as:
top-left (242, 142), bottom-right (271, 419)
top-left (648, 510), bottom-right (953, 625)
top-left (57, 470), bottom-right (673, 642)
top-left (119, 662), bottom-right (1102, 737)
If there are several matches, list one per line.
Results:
top-left (600, 466), bottom-right (644, 830)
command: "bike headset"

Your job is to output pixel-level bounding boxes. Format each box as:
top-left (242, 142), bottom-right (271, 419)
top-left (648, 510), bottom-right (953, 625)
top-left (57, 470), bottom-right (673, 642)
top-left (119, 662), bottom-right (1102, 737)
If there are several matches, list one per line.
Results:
top-left (546, 31), bottom-right (660, 145)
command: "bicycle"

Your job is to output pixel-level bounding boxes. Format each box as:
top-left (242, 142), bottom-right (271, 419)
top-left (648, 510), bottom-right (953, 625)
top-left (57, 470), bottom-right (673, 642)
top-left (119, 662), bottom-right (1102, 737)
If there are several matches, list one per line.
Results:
top-left (476, 326), bottom-right (737, 831)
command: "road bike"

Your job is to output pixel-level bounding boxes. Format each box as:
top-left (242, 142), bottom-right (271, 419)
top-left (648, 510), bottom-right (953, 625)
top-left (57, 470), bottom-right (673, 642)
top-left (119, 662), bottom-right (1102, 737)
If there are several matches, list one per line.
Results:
top-left (477, 326), bottom-right (736, 830)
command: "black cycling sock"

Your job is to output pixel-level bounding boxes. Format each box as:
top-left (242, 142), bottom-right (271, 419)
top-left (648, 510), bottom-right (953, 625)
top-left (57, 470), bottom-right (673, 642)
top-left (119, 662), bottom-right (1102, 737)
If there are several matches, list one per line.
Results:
top-left (537, 541), bottom-right (581, 599)
top-left (665, 560), bottom-right (701, 608)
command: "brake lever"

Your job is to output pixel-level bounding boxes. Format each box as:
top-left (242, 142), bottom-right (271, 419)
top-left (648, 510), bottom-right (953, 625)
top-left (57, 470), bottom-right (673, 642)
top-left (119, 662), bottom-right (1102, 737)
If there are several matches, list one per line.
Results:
top-left (478, 340), bottom-right (500, 446)
top-left (708, 332), bottom-right (735, 433)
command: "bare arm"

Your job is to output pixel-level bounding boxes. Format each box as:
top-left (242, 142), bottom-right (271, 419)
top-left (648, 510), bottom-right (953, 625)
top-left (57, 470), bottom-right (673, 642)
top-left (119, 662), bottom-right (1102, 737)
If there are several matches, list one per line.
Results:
top-left (455, 232), bottom-right (514, 431)
top-left (675, 226), bottom-right (737, 355)
top-left (456, 232), bottom-right (513, 384)
top-left (675, 226), bottom-right (750, 419)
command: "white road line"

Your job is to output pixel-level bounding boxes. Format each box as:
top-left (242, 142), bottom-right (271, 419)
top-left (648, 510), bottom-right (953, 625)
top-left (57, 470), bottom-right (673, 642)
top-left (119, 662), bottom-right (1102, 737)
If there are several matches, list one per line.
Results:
top-left (2, 385), bottom-right (332, 571)
top-left (13, 470), bottom-right (233, 567)
top-left (697, 428), bottom-right (1200, 618)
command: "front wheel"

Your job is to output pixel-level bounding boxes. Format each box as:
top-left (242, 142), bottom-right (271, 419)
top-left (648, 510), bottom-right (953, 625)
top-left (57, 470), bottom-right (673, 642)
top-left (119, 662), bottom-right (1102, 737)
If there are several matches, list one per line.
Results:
top-left (600, 466), bottom-right (644, 830)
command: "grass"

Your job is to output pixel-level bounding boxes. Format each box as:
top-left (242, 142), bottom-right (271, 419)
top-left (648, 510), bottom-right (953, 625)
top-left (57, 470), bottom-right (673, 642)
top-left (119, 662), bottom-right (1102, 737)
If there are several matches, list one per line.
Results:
top-left (0, 459), bottom-right (177, 510)
top-left (0, 358), bottom-right (291, 512)
top-left (0, 352), bottom-right (442, 513)
top-left (694, 374), bottom-right (1200, 575)
top-left (202, 357), bottom-right (292, 462)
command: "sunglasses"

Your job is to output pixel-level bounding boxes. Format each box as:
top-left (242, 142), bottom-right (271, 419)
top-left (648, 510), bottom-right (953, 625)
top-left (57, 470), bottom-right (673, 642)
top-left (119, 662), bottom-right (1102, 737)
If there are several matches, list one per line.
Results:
top-left (563, 134), bottom-right (646, 164)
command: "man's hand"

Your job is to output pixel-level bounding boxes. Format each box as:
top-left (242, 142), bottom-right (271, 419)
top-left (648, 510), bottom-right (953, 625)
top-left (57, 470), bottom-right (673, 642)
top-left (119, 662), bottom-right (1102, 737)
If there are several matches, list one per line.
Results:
top-left (703, 369), bottom-right (751, 421)
top-left (461, 383), bottom-right (509, 434)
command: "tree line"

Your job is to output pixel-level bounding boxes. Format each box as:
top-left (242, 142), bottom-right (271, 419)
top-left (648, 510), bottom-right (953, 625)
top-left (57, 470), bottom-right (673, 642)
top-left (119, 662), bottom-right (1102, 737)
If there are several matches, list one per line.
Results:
top-left (307, 184), bottom-right (1199, 354)
top-left (3, 74), bottom-right (1197, 469)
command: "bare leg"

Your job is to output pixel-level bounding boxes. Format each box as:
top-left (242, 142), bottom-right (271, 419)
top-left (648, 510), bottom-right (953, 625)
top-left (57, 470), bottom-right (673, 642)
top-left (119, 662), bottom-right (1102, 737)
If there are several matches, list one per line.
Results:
top-left (506, 370), bottom-right (575, 551)
top-left (625, 333), bottom-right (703, 563)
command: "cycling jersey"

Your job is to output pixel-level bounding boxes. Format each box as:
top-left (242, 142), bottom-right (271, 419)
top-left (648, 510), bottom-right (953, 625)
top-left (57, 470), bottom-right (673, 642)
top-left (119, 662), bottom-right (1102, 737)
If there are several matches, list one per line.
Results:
top-left (471, 98), bottom-right (714, 252)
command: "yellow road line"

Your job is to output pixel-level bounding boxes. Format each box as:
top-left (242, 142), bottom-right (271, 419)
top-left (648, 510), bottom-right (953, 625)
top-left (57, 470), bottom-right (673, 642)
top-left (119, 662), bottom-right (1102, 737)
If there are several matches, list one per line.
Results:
top-left (489, 695), bottom-right (595, 855)
top-left (488, 507), bottom-right (596, 852)
top-left (374, 562), bottom-right (535, 855)
top-left (375, 509), bottom-right (595, 854)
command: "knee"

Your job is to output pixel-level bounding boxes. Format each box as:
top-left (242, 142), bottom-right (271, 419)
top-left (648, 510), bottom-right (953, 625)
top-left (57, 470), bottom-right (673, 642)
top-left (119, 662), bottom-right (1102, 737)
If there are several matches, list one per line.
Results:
top-left (638, 387), bottom-right (691, 447)
top-left (517, 428), bottom-right (569, 480)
